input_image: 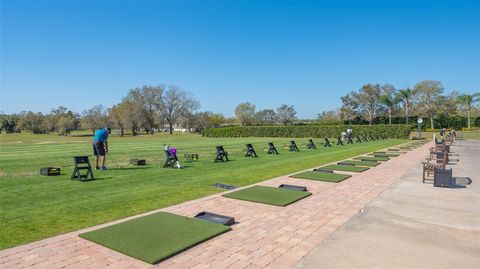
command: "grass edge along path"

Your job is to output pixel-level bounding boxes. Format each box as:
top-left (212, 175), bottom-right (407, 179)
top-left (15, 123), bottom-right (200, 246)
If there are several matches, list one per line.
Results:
top-left (79, 212), bottom-right (231, 264)
top-left (222, 185), bottom-right (312, 206)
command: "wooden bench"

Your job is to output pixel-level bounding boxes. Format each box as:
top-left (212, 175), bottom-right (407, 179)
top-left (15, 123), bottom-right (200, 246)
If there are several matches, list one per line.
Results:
top-left (422, 155), bottom-right (447, 183)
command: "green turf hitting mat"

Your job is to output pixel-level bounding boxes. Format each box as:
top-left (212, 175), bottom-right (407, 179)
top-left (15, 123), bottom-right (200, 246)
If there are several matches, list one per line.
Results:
top-left (338, 160), bottom-right (379, 167)
top-left (369, 153), bottom-right (399, 157)
top-left (373, 151), bottom-right (402, 155)
top-left (290, 171), bottom-right (351, 182)
top-left (223, 185), bottom-right (311, 206)
top-left (354, 156), bottom-right (390, 161)
top-left (321, 164), bottom-right (369, 172)
top-left (79, 212), bottom-right (231, 264)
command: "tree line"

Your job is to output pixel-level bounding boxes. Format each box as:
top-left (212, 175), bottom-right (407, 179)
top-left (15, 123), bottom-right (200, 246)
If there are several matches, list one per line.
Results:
top-left (0, 85), bottom-right (203, 135)
top-left (1, 80), bottom-right (478, 134)
top-left (319, 80), bottom-right (479, 129)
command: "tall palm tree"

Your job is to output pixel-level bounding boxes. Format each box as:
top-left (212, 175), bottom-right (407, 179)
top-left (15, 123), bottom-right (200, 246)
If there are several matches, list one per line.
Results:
top-left (457, 93), bottom-right (480, 128)
top-left (380, 88), bottom-right (398, 125)
top-left (397, 88), bottom-right (413, 125)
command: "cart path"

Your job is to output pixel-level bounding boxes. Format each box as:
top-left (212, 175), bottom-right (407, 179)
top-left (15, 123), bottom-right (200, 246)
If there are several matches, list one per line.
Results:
top-left (0, 142), bottom-right (432, 269)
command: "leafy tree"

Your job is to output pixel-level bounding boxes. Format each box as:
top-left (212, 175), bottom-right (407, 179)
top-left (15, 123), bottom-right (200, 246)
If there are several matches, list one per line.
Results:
top-left (158, 86), bottom-right (200, 134)
top-left (193, 111), bottom-right (226, 130)
top-left (317, 110), bottom-right (342, 124)
top-left (414, 80), bottom-right (444, 129)
top-left (109, 104), bottom-right (126, 136)
top-left (379, 85), bottom-right (398, 125)
top-left (18, 111), bottom-right (45, 133)
top-left (276, 104), bottom-right (297, 125)
top-left (457, 93), bottom-right (480, 128)
top-left (125, 85), bottom-right (164, 134)
top-left (0, 115), bottom-right (18, 133)
top-left (120, 100), bottom-right (142, 136)
top-left (396, 88), bottom-right (414, 125)
top-left (234, 102), bottom-right (256, 126)
top-left (342, 84), bottom-right (383, 125)
top-left (255, 109), bottom-right (277, 125)
top-left (48, 106), bottom-right (78, 135)
top-left (81, 105), bottom-right (109, 133)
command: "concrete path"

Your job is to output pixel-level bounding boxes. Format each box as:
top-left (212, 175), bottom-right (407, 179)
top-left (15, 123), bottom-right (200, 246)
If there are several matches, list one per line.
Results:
top-left (295, 140), bottom-right (480, 269)
top-left (0, 142), bottom-right (431, 269)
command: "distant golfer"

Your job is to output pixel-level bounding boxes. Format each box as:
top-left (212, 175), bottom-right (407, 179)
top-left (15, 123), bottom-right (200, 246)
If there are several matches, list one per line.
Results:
top-left (92, 127), bottom-right (111, 170)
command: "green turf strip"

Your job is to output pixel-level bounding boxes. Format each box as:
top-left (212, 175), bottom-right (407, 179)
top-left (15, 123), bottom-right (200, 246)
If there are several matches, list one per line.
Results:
top-left (369, 153), bottom-right (399, 157)
top-left (338, 160), bottom-right (379, 167)
top-left (223, 185), bottom-right (311, 206)
top-left (354, 156), bottom-right (390, 161)
top-left (321, 164), bottom-right (369, 172)
top-left (373, 151), bottom-right (405, 155)
top-left (290, 171), bottom-right (351, 182)
top-left (79, 212), bottom-right (230, 264)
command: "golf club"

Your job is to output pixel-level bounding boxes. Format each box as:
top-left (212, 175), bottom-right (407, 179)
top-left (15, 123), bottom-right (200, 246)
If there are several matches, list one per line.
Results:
top-left (108, 153), bottom-right (122, 168)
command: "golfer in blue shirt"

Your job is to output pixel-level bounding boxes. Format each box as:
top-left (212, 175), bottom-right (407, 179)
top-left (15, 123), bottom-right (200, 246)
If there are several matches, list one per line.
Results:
top-left (92, 127), bottom-right (111, 170)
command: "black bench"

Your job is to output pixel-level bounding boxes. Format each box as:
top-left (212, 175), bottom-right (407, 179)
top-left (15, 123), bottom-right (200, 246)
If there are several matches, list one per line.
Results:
top-left (245, 144), bottom-right (257, 157)
top-left (214, 146), bottom-right (229, 162)
top-left (289, 141), bottom-right (300, 152)
top-left (71, 156), bottom-right (94, 181)
top-left (163, 149), bottom-right (178, 168)
top-left (307, 139), bottom-right (317, 149)
top-left (267, 142), bottom-right (279, 155)
top-left (324, 138), bottom-right (332, 147)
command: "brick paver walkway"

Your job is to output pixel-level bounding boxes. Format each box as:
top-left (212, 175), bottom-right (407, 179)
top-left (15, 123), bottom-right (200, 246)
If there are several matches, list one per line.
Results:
top-left (0, 142), bottom-right (432, 269)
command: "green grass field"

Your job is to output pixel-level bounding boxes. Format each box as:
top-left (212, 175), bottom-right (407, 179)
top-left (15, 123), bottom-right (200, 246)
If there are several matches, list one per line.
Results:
top-left (0, 132), bottom-right (407, 249)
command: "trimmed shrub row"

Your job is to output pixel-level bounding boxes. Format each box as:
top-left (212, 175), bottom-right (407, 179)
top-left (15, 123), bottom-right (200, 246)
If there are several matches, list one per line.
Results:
top-left (202, 125), bottom-right (411, 139)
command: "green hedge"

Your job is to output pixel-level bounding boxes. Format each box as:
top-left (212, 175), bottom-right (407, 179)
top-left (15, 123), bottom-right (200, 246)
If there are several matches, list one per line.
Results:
top-left (202, 125), bottom-right (411, 139)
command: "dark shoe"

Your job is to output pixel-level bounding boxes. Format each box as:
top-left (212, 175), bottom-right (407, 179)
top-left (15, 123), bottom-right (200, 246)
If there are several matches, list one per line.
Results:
top-left (101, 166), bottom-right (108, 170)
top-left (95, 166), bottom-right (100, 170)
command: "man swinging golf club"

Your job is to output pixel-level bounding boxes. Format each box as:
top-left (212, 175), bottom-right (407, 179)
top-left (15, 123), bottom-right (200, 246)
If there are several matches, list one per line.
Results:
top-left (92, 127), bottom-right (111, 170)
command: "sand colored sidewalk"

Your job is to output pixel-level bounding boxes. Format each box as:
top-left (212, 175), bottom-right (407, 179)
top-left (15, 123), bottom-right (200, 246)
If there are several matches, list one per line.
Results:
top-left (296, 140), bottom-right (480, 269)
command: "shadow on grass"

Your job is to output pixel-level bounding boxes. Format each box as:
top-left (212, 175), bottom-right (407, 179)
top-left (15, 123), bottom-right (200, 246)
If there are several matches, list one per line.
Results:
top-left (108, 166), bottom-right (152, 171)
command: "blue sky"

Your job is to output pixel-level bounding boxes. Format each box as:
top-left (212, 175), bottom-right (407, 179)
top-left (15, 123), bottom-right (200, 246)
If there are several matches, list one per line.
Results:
top-left (1, 0), bottom-right (479, 118)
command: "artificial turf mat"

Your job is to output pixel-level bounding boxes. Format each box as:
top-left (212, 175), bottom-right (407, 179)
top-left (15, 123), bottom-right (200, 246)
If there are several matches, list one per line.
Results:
top-left (321, 164), bottom-right (369, 172)
top-left (79, 212), bottom-right (231, 264)
top-left (369, 153), bottom-right (399, 157)
top-left (354, 156), bottom-right (390, 161)
top-left (373, 151), bottom-right (404, 155)
top-left (290, 171), bottom-right (351, 182)
top-left (339, 160), bottom-right (379, 167)
top-left (222, 185), bottom-right (311, 206)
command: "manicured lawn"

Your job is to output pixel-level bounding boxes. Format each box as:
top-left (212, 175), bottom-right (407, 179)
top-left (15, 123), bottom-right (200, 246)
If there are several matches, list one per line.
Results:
top-left (0, 132), bottom-right (406, 249)
top-left (321, 164), bottom-right (370, 172)
top-left (290, 171), bottom-right (351, 182)
top-left (223, 185), bottom-right (311, 206)
top-left (80, 212), bottom-right (230, 264)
